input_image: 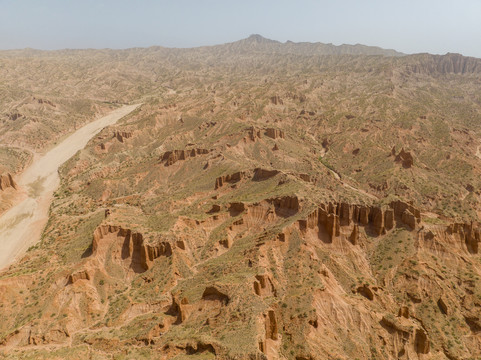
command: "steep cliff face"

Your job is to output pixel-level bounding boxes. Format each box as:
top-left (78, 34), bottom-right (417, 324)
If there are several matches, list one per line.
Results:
top-left (247, 126), bottom-right (263, 142)
top-left (265, 128), bottom-right (285, 139)
top-left (160, 148), bottom-right (210, 166)
top-left (294, 200), bottom-right (420, 243)
top-left (0, 173), bottom-right (17, 191)
top-left (394, 148), bottom-right (414, 168)
top-left (406, 53), bottom-right (481, 75)
top-left (444, 221), bottom-right (480, 254)
top-left (215, 171), bottom-right (247, 189)
top-left (92, 224), bottom-right (173, 273)
top-left (113, 131), bottom-right (133, 143)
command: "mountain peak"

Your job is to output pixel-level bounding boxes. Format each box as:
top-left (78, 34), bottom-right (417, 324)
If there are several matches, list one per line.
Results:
top-left (245, 34), bottom-right (279, 44)
top-left (224, 35), bottom-right (403, 57)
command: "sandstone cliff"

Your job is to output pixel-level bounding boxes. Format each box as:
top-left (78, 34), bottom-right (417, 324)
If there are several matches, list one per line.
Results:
top-left (0, 173), bottom-right (17, 191)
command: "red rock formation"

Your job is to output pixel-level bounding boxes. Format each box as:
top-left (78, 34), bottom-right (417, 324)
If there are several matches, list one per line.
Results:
top-left (0, 173), bottom-right (17, 191)
top-left (265, 128), bottom-right (285, 139)
top-left (371, 207), bottom-right (385, 235)
top-left (414, 328), bottom-right (430, 354)
top-left (146, 242), bottom-right (173, 259)
top-left (445, 221), bottom-right (480, 254)
top-left (349, 225), bottom-right (359, 245)
top-left (464, 315), bottom-right (481, 333)
top-left (339, 202), bottom-right (351, 226)
top-left (253, 168), bottom-right (280, 181)
top-left (92, 225), bottom-right (172, 272)
top-left (277, 233), bottom-right (286, 242)
top-left (384, 209), bottom-right (394, 230)
top-left (28, 328), bottom-right (69, 345)
top-left (401, 210), bottom-right (416, 229)
top-left (166, 296), bottom-right (191, 324)
top-left (296, 200), bottom-right (422, 243)
top-left (299, 173), bottom-right (311, 182)
top-left (219, 238), bottom-right (232, 249)
top-left (321, 138), bottom-right (330, 151)
top-left (247, 126), bottom-right (262, 142)
top-left (35, 97), bottom-right (56, 107)
top-left (228, 202), bottom-right (246, 216)
top-left (438, 296), bottom-right (448, 315)
top-left (67, 270), bottom-right (90, 285)
top-left (298, 204), bottom-right (342, 242)
top-left (408, 53), bottom-right (481, 75)
top-left (270, 95), bottom-right (283, 105)
top-left (265, 310), bottom-right (278, 340)
top-left (176, 240), bottom-right (185, 250)
top-left (113, 131), bottom-right (132, 143)
top-left (161, 148), bottom-right (210, 166)
top-left (253, 275), bottom-right (274, 297)
top-left (215, 168), bottom-right (282, 188)
top-left (269, 196), bottom-right (300, 215)
top-left (381, 315), bottom-right (407, 332)
top-left (356, 285), bottom-right (374, 300)
top-left (359, 206), bottom-right (370, 225)
top-left (8, 113), bottom-right (22, 121)
top-left (390, 200), bottom-right (422, 229)
top-left (208, 204), bottom-right (221, 213)
top-left (398, 306), bottom-right (410, 318)
top-left (202, 287), bottom-right (229, 305)
top-left (215, 171), bottom-right (246, 189)
top-left (395, 148), bottom-right (414, 168)
top-left (326, 213), bottom-right (340, 240)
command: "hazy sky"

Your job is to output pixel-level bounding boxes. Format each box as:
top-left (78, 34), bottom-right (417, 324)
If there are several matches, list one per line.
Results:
top-left (1, 0), bottom-right (480, 57)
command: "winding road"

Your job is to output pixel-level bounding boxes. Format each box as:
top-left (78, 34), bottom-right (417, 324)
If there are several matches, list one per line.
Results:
top-left (0, 104), bottom-right (140, 270)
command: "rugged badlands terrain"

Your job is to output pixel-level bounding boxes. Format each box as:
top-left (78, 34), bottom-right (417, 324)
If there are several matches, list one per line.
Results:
top-left (1, 35), bottom-right (481, 359)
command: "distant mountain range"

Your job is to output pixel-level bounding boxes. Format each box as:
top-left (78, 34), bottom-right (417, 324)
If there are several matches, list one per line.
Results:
top-left (199, 34), bottom-right (481, 75)
top-left (1, 34), bottom-right (480, 76)
top-left (219, 34), bottom-right (405, 57)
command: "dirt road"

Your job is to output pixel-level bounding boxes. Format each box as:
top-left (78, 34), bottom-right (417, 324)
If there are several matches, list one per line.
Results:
top-left (0, 104), bottom-right (140, 270)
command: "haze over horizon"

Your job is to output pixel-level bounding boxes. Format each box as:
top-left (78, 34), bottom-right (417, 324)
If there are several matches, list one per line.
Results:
top-left (1, 0), bottom-right (480, 58)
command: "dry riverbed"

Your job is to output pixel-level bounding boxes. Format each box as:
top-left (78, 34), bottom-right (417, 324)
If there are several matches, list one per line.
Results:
top-left (0, 104), bottom-right (140, 270)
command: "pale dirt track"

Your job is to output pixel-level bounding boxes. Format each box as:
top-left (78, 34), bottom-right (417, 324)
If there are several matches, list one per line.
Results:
top-left (0, 104), bottom-right (140, 270)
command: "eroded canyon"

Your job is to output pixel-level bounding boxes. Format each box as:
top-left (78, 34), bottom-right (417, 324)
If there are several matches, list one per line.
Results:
top-left (1, 35), bottom-right (481, 359)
